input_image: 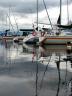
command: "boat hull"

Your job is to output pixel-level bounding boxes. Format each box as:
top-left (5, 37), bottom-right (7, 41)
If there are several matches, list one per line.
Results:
top-left (39, 36), bottom-right (72, 45)
top-left (13, 36), bottom-right (25, 43)
top-left (23, 35), bottom-right (39, 44)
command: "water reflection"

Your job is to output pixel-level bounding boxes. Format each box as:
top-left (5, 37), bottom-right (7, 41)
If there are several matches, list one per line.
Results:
top-left (39, 45), bottom-right (72, 72)
top-left (0, 41), bottom-right (72, 96)
top-left (22, 44), bottom-right (72, 96)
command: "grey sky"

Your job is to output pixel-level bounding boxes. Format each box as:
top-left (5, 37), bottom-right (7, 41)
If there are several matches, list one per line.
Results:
top-left (0, 0), bottom-right (72, 29)
top-left (0, 0), bottom-right (72, 14)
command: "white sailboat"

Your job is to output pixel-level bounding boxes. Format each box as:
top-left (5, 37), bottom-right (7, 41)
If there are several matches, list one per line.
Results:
top-left (39, 0), bottom-right (72, 45)
top-left (23, 0), bottom-right (40, 44)
top-left (39, 34), bottom-right (72, 45)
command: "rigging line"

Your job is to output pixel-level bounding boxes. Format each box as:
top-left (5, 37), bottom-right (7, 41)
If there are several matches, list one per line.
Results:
top-left (56, 75), bottom-right (61, 96)
top-left (38, 54), bottom-right (52, 95)
top-left (60, 0), bottom-right (62, 25)
top-left (67, 0), bottom-right (69, 24)
top-left (56, 72), bottom-right (61, 96)
top-left (35, 62), bottom-right (38, 96)
top-left (13, 14), bottom-right (19, 32)
top-left (35, 49), bottom-right (39, 96)
top-left (43, 0), bottom-right (53, 30)
top-left (4, 40), bottom-right (8, 65)
top-left (65, 61), bottom-right (67, 84)
top-left (8, 43), bottom-right (12, 73)
top-left (64, 61), bottom-right (68, 96)
top-left (58, 54), bottom-right (61, 81)
top-left (2, 40), bottom-right (5, 65)
top-left (9, 6), bottom-right (10, 31)
top-left (6, 13), bottom-right (15, 33)
top-left (10, 7), bottom-right (19, 32)
top-left (37, 0), bottom-right (38, 31)
top-left (56, 55), bottom-right (61, 96)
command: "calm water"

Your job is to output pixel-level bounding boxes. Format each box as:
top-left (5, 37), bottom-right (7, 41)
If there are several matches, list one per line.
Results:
top-left (0, 40), bottom-right (72, 96)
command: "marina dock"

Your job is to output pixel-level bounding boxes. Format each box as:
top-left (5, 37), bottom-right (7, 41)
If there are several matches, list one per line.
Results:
top-left (0, 36), bottom-right (25, 41)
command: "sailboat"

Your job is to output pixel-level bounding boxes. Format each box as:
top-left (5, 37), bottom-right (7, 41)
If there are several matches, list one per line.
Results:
top-left (39, 0), bottom-right (72, 45)
top-left (23, 0), bottom-right (40, 44)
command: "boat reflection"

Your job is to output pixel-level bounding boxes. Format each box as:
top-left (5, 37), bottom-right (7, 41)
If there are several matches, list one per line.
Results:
top-left (22, 44), bottom-right (72, 96)
top-left (38, 45), bottom-right (72, 71)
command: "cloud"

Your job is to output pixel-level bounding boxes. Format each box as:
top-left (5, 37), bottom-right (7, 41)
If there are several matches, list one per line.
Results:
top-left (0, 0), bottom-right (72, 14)
top-left (0, 0), bottom-right (72, 29)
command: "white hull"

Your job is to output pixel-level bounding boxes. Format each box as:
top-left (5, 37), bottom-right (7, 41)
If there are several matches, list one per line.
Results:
top-left (23, 34), bottom-right (39, 44)
top-left (39, 36), bottom-right (72, 44)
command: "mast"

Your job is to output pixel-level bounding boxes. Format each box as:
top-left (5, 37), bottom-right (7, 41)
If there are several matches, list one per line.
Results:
top-left (37, 0), bottom-right (38, 31)
top-left (60, 0), bottom-right (62, 25)
top-left (67, 0), bottom-right (69, 24)
top-left (57, 0), bottom-right (62, 34)
top-left (9, 5), bottom-right (10, 31)
top-left (35, 1), bottom-right (38, 96)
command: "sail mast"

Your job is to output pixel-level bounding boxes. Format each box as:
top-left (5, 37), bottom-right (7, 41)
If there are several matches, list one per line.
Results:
top-left (9, 5), bottom-right (10, 31)
top-left (37, 0), bottom-right (38, 31)
top-left (60, 0), bottom-right (62, 25)
top-left (67, 0), bottom-right (69, 24)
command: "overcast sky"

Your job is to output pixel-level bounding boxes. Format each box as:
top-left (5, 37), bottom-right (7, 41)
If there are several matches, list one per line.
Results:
top-left (0, 0), bottom-right (72, 30)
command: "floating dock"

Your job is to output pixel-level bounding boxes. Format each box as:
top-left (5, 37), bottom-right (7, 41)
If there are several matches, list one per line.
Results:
top-left (0, 36), bottom-right (25, 41)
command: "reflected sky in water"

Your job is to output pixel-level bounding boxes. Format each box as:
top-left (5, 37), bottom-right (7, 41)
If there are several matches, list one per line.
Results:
top-left (0, 40), bottom-right (72, 96)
